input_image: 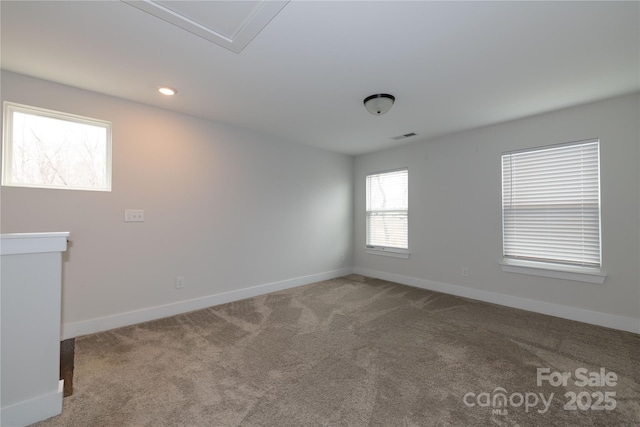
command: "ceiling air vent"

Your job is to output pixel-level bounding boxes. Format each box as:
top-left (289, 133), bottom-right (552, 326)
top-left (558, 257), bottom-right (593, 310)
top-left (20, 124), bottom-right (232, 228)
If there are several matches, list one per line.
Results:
top-left (391, 132), bottom-right (417, 141)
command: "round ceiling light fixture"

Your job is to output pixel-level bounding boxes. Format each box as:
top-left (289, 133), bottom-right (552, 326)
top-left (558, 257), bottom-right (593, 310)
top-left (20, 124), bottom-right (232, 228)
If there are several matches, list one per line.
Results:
top-left (158, 86), bottom-right (177, 96)
top-left (364, 93), bottom-right (395, 115)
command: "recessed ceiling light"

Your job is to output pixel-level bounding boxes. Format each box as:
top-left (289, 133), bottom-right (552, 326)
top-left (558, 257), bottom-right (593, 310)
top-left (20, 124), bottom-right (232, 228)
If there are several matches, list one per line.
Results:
top-left (158, 87), bottom-right (177, 96)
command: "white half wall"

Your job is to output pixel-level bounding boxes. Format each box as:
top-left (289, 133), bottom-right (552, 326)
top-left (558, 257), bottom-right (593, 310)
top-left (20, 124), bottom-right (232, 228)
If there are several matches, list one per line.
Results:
top-left (1, 233), bottom-right (69, 426)
top-left (0, 71), bottom-right (354, 337)
top-left (354, 93), bottom-right (640, 332)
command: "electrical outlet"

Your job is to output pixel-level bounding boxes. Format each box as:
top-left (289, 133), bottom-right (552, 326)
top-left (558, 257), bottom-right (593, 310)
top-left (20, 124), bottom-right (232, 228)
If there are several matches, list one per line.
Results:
top-left (124, 209), bottom-right (144, 222)
top-left (462, 267), bottom-right (469, 277)
top-left (176, 276), bottom-right (185, 289)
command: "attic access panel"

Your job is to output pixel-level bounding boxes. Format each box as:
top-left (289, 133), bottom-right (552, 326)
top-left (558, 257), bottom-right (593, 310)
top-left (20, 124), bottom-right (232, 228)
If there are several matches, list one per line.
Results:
top-left (123, 0), bottom-right (289, 53)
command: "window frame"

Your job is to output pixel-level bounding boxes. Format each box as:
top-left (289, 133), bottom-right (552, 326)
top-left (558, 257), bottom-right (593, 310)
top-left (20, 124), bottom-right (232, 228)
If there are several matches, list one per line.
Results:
top-left (2, 101), bottom-right (112, 192)
top-left (365, 167), bottom-right (409, 259)
top-left (500, 139), bottom-right (605, 284)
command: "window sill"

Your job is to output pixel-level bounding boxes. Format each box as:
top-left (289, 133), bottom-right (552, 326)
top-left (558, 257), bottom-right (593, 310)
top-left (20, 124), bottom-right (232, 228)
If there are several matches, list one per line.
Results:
top-left (366, 247), bottom-right (410, 259)
top-left (500, 258), bottom-right (606, 284)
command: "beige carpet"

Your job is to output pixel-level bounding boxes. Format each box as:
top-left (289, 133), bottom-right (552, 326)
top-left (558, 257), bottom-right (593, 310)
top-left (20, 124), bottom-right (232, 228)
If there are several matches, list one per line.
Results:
top-left (33, 275), bottom-right (639, 426)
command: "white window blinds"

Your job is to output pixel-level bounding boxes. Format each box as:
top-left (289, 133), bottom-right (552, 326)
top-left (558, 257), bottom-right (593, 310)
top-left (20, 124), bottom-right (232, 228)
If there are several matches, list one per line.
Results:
top-left (502, 140), bottom-right (601, 267)
top-left (366, 168), bottom-right (408, 250)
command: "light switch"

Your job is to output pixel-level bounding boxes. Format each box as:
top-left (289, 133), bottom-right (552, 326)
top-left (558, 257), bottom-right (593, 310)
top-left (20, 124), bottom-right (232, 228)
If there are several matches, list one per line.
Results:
top-left (124, 210), bottom-right (144, 222)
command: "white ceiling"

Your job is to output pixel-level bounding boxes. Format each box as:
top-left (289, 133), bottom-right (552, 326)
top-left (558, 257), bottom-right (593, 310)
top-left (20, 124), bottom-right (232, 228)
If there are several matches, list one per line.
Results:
top-left (1, 1), bottom-right (638, 155)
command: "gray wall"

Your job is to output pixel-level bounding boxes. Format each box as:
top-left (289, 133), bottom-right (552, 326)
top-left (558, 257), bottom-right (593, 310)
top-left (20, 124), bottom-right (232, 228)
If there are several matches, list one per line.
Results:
top-left (2, 71), bottom-right (638, 335)
top-left (0, 71), bottom-right (354, 337)
top-left (354, 93), bottom-right (640, 329)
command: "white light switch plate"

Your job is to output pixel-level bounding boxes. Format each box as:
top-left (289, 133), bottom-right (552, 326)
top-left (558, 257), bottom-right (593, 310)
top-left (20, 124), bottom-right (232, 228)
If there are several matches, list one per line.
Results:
top-left (124, 210), bottom-right (144, 222)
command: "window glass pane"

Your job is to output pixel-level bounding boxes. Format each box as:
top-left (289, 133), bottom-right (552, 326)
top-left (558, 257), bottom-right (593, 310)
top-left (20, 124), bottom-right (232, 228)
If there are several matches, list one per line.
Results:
top-left (368, 212), bottom-right (408, 248)
top-left (367, 169), bottom-right (408, 211)
top-left (2, 102), bottom-right (112, 191)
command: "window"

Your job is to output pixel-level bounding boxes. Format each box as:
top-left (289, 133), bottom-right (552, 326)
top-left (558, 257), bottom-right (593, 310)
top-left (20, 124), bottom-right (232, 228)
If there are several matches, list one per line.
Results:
top-left (2, 102), bottom-right (112, 191)
top-left (501, 139), bottom-right (603, 281)
top-left (366, 168), bottom-right (408, 256)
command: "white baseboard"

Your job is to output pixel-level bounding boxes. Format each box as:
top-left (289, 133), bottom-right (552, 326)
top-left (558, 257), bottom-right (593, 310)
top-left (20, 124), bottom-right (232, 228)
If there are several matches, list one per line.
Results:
top-left (0, 380), bottom-right (63, 427)
top-left (62, 268), bottom-right (353, 339)
top-left (62, 266), bottom-right (638, 338)
top-left (353, 267), bottom-right (640, 334)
